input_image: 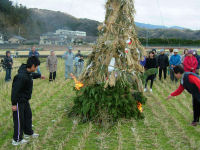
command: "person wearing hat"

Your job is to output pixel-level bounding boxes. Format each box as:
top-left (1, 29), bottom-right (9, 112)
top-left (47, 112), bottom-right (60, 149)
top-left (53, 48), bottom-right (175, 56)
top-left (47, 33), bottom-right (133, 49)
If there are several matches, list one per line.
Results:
top-left (157, 49), bottom-right (169, 80)
top-left (167, 65), bottom-right (200, 126)
top-left (29, 46), bottom-right (41, 74)
top-left (62, 46), bottom-right (74, 79)
top-left (169, 49), bottom-right (181, 82)
top-left (183, 50), bottom-right (198, 73)
top-left (46, 50), bottom-right (58, 82)
top-left (193, 50), bottom-right (200, 74)
top-left (4, 51), bottom-right (13, 82)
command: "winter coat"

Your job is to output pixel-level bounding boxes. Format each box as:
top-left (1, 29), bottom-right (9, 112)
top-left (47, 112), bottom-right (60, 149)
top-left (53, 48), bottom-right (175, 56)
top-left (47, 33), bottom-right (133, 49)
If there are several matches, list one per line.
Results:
top-left (144, 58), bottom-right (157, 70)
top-left (183, 56), bottom-right (198, 73)
top-left (11, 64), bottom-right (41, 105)
top-left (169, 55), bottom-right (181, 69)
top-left (3, 56), bottom-right (13, 69)
top-left (62, 52), bottom-right (74, 66)
top-left (157, 54), bottom-right (169, 68)
top-left (46, 55), bottom-right (58, 72)
top-left (29, 51), bottom-right (40, 58)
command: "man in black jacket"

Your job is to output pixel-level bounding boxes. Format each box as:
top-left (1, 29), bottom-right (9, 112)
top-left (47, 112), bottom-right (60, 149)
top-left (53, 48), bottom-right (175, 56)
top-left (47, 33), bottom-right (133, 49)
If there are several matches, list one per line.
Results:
top-left (11, 56), bottom-right (45, 146)
top-left (158, 49), bottom-right (169, 80)
top-left (4, 51), bottom-right (13, 82)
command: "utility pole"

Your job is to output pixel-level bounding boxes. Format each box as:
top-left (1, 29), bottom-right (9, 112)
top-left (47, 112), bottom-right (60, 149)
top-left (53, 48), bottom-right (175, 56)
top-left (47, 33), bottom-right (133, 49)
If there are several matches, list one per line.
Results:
top-left (146, 29), bottom-right (149, 48)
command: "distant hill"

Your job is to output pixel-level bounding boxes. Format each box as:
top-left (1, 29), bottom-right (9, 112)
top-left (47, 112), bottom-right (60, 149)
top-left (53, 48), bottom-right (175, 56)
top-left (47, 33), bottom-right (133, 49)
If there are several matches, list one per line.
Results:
top-left (135, 22), bottom-right (186, 30)
top-left (0, 2), bottom-right (200, 41)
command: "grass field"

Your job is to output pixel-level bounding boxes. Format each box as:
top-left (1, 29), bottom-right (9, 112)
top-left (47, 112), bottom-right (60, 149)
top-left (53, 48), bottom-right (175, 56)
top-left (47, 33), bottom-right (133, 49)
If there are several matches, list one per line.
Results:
top-left (0, 58), bottom-right (200, 150)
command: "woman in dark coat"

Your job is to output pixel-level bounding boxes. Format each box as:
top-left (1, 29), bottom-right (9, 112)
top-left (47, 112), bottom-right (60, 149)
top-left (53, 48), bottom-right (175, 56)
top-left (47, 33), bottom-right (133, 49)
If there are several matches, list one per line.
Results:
top-left (144, 51), bottom-right (157, 92)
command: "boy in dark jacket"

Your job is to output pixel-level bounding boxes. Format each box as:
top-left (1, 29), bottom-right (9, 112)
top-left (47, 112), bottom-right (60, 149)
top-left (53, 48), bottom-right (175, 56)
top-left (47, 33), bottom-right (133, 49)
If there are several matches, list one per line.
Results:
top-left (11, 56), bottom-right (45, 146)
top-left (157, 49), bottom-right (169, 80)
top-left (4, 51), bottom-right (13, 82)
top-left (167, 65), bottom-right (200, 126)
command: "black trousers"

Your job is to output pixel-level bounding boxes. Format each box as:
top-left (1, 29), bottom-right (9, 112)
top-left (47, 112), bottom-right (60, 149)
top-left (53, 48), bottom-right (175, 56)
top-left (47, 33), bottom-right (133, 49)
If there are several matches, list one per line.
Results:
top-left (49, 71), bottom-right (56, 81)
top-left (145, 75), bottom-right (155, 89)
top-left (159, 67), bottom-right (167, 80)
top-left (192, 97), bottom-right (200, 122)
top-left (13, 102), bottom-right (33, 142)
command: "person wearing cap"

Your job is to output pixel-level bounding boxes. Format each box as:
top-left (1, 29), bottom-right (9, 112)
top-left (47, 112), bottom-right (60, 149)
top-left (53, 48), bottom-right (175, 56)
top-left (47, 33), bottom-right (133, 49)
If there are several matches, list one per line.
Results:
top-left (4, 51), bottom-right (13, 82)
top-left (46, 50), bottom-right (58, 82)
top-left (183, 50), bottom-right (198, 73)
top-left (169, 49), bottom-right (181, 82)
top-left (62, 46), bottom-right (74, 79)
top-left (167, 65), bottom-right (200, 126)
top-left (193, 50), bottom-right (200, 74)
top-left (29, 46), bottom-right (41, 74)
top-left (157, 49), bottom-right (169, 80)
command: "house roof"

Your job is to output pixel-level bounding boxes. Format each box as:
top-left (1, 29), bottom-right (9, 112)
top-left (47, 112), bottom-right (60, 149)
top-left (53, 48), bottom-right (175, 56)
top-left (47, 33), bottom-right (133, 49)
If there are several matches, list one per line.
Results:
top-left (11, 36), bottom-right (26, 40)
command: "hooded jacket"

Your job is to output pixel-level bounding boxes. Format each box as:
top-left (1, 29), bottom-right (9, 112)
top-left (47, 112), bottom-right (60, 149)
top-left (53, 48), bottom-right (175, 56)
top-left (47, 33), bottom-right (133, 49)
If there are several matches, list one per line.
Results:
top-left (11, 64), bottom-right (41, 105)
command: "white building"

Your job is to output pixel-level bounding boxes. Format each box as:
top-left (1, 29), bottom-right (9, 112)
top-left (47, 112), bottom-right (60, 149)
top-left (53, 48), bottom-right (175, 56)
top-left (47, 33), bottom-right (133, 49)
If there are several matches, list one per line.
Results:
top-left (55, 29), bottom-right (86, 37)
top-left (0, 34), bottom-right (4, 44)
top-left (40, 29), bottom-right (86, 45)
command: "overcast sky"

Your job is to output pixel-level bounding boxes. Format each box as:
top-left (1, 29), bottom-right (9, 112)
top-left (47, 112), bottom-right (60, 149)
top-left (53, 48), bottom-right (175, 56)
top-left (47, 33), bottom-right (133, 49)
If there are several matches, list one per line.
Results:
top-left (12, 0), bottom-right (200, 30)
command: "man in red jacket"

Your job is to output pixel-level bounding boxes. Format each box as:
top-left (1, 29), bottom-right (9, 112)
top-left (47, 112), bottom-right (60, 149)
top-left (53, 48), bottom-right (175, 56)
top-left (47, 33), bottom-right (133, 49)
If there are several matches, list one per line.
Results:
top-left (167, 65), bottom-right (200, 126)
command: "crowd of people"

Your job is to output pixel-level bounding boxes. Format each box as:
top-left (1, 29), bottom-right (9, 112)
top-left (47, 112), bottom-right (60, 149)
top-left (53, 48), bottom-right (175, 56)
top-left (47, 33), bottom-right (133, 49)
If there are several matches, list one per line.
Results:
top-left (142, 48), bottom-right (200, 127)
top-left (7, 46), bottom-right (200, 146)
top-left (2, 46), bottom-right (85, 83)
top-left (142, 48), bottom-right (200, 92)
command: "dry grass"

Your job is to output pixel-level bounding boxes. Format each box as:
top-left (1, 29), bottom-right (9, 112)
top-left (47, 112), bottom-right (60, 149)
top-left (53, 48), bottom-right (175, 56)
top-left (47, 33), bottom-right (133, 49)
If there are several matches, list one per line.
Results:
top-left (0, 61), bottom-right (200, 150)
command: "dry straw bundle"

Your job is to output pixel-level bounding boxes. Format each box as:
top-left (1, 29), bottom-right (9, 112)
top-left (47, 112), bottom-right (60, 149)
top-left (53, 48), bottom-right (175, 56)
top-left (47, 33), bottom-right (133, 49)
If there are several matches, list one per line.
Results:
top-left (81, 0), bottom-right (145, 90)
top-left (71, 0), bottom-right (147, 122)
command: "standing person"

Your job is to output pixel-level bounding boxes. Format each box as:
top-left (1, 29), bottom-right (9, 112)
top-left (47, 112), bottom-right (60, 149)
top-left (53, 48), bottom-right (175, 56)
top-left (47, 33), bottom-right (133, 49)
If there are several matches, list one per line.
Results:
top-left (152, 49), bottom-right (158, 79)
top-left (74, 55), bottom-right (80, 77)
top-left (77, 56), bottom-right (85, 77)
top-left (62, 46), bottom-right (74, 80)
top-left (181, 49), bottom-right (188, 64)
top-left (144, 51), bottom-right (157, 92)
top-left (168, 48), bottom-right (174, 60)
top-left (193, 50), bottom-right (200, 74)
top-left (4, 51), bottom-right (13, 82)
top-left (46, 50), bottom-right (58, 82)
top-left (29, 46), bottom-right (41, 74)
top-left (75, 50), bottom-right (82, 57)
top-left (169, 49), bottom-right (181, 82)
top-left (167, 65), bottom-right (200, 126)
top-left (11, 56), bottom-right (45, 146)
top-left (157, 49), bottom-right (169, 80)
top-left (183, 50), bottom-right (198, 73)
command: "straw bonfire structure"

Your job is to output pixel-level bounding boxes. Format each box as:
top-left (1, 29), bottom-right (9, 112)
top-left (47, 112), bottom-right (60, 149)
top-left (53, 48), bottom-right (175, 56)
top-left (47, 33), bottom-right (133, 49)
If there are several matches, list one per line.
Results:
top-left (71, 0), bottom-right (147, 122)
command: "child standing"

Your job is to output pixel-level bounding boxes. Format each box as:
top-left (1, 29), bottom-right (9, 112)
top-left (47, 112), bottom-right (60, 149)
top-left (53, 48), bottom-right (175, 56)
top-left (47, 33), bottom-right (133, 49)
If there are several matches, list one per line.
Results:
top-left (144, 51), bottom-right (157, 92)
top-left (11, 56), bottom-right (45, 146)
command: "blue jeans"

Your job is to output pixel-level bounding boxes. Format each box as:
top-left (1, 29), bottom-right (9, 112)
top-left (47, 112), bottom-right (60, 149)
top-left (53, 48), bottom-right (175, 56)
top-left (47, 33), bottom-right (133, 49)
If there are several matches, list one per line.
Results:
top-left (65, 65), bottom-right (73, 79)
top-left (5, 68), bottom-right (11, 81)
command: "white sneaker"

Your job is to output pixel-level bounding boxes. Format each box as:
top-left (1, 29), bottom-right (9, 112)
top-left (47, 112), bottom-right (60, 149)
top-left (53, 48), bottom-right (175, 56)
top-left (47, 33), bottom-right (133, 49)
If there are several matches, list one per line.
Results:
top-left (150, 89), bottom-right (153, 92)
top-left (12, 139), bottom-right (28, 146)
top-left (24, 133), bottom-right (39, 139)
top-left (144, 88), bottom-right (147, 92)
